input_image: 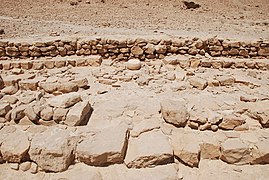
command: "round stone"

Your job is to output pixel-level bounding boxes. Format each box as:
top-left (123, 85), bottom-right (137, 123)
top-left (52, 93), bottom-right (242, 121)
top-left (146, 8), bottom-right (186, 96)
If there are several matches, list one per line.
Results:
top-left (211, 125), bottom-right (219, 132)
top-left (126, 59), bottom-right (141, 70)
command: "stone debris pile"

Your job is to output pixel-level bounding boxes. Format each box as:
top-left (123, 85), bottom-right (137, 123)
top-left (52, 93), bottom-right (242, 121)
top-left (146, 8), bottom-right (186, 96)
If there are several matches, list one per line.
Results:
top-left (0, 38), bottom-right (269, 178)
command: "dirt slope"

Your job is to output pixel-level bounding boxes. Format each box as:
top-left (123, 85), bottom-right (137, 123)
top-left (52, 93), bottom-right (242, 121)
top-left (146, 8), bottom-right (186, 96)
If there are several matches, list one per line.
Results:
top-left (0, 0), bottom-right (268, 40)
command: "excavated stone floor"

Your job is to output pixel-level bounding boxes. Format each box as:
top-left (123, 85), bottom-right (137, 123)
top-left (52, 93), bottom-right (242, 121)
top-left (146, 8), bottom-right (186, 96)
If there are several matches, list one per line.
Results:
top-left (0, 54), bottom-right (269, 179)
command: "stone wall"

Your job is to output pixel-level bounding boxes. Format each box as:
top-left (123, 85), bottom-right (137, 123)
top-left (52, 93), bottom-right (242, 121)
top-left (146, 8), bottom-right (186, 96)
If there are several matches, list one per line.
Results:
top-left (0, 37), bottom-right (269, 60)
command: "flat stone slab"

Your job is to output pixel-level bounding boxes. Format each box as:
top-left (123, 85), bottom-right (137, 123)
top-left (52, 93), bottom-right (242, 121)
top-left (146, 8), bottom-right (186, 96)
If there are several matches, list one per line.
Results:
top-left (76, 123), bottom-right (129, 166)
top-left (125, 130), bottom-right (173, 168)
top-left (47, 92), bottom-right (81, 108)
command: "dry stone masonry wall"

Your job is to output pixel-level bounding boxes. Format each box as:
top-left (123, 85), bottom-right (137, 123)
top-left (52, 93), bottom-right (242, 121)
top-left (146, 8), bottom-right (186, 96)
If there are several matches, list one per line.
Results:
top-left (1, 37), bottom-right (269, 61)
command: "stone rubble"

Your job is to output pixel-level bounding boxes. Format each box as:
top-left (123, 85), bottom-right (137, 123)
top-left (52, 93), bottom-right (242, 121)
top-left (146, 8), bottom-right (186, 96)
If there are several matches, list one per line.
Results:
top-left (0, 40), bottom-right (269, 179)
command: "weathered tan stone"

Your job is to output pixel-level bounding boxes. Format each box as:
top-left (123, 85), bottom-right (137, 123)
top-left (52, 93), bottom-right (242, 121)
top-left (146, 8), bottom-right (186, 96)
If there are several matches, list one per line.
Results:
top-left (209, 45), bottom-right (223, 51)
top-left (199, 134), bottom-right (220, 160)
top-left (19, 91), bottom-right (41, 104)
top-left (76, 59), bottom-right (87, 66)
top-left (130, 118), bottom-right (160, 138)
top-left (246, 101), bottom-right (269, 128)
top-left (190, 59), bottom-right (201, 68)
top-left (86, 55), bottom-right (102, 66)
top-left (155, 45), bottom-right (167, 54)
top-left (53, 108), bottom-right (69, 122)
top-left (239, 49), bottom-right (249, 57)
top-left (18, 116), bottom-right (36, 125)
top-left (200, 61), bottom-right (212, 68)
top-left (240, 96), bottom-right (257, 102)
top-left (200, 142), bottom-right (220, 160)
top-left (19, 161), bottom-right (31, 172)
top-left (219, 115), bottom-right (245, 130)
top-left (32, 62), bottom-right (44, 70)
top-left (43, 61), bottom-right (55, 69)
top-left (258, 47), bottom-right (269, 56)
top-left (20, 61), bottom-right (33, 70)
top-left (0, 103), bottom-right (11, 117)
top-left (1, 85), bottom-right (18, 95)
top-left (188, 77), bottom-right (208, 90)
top-left (2, 62), bottom-right (11, 70)
top-left (98, 78), bottom-right (117, 85)
top-left (47, 92), bottom-right (81, 108)
top-left (144, 43), bottom-right (155, 54)
top-left (11, 68), bottom-right (23, 75)
top-left (188, 121), bottom-right (199, 129)
top-left (210, 51), bottom-right (221, 56)
top-left (1, 129), bottom-right (30, 163)
top-left (19, 79), bottom-right (39, 91)
top-left (58, 82), bottom-right (78, 93)
top-left (171, 130), bottom-right (201, 167)
top-left (207, 111), bottom-right (222, 125)
top-left (131, 46), bottom-right (143, 56)
top-left (24, 105), bottom-right (39, 122)
top-left (72, 78), bottom-right (88, 88)
top-left (10, 105), bottom-right (26, 121)
top-left (163, 55), bottom-right (178, 65)
top-left (76, 124), bottom-right (129, 166)
top-left (251, 139), bottom-right (269, 164)
top-left (65, 101), bottom-right (92, 126)
top-left (125, 130), bottom-right (173, 168)
top-left (211, 61), bottom-right (223, 69)
top-left (29, 162), bottom-right (38, 174)
top-left (54, 60), bottom-right (66, 68)
top-left (29, 127), bottom-right (78, 172)
top-left (39, 82), bottom-right (59, 93)
top-left (2, 75), bottom-right (21, 86)
top-left (229, 48), bottom-right (239, 55)
top-left (160, 99), bottom-right (189, 127)
top-left (6, 47), bottom-right (20, 57)
top-left (220, 138), bottom-right (251, 164)
top-left (40, 106), bottom-right (53, 121)
top-left (217, 76), bottom-right (235, 86)
top-left (0, 117), bottom-right (8, 123)
top-left (9, 163), bottom-right (19, 170)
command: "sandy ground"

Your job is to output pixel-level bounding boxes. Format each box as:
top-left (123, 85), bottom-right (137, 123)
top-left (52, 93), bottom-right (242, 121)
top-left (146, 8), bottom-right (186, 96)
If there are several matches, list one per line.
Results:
top-left (0, 0), bottom-right (269, 41)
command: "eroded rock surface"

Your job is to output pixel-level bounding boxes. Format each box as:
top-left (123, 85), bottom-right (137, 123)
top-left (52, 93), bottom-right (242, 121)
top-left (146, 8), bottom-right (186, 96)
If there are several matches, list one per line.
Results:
top-left (125, 130), bottom-right (173, 168)
top-left (160, 99), bottom-right (190, 127)
top-left (29, 127), bottom-right (78, 172)
top-left (76, 123), bottom-right (129, 166)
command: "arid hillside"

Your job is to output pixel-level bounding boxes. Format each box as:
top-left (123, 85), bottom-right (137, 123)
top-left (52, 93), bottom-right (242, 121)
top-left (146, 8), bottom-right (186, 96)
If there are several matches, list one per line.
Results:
top-left (0, 0), bottom-right (269, 40)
